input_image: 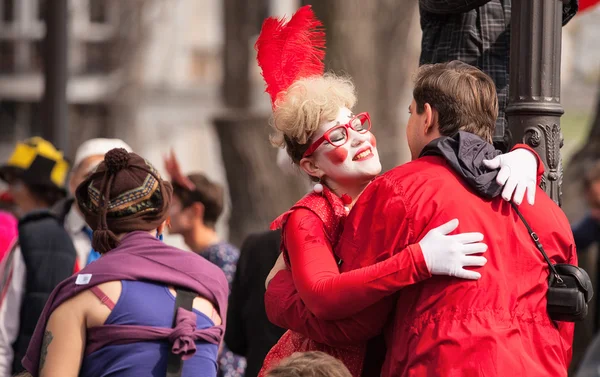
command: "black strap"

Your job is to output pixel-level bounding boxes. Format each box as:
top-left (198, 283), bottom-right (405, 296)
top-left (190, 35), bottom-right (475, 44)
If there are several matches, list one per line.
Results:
top-left (166, 288), bottom-right (196, 377)
top-left (511, 203), bottom-right (562, 282)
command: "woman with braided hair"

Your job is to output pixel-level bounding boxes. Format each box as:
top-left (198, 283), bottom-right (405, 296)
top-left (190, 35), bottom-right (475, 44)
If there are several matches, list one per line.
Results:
top-left (20, 148), bottom-right (229, 377)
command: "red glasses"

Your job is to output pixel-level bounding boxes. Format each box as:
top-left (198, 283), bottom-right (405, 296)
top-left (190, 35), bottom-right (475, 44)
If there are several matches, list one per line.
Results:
top-left (303, 112), bottom-right (372, 158)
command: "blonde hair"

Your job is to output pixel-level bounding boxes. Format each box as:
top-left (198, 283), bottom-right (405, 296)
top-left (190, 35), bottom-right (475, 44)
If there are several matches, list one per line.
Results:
top-left (271, 74), bottom-right (356, 164)
top-left (265, 352), bottom-right (352, 377)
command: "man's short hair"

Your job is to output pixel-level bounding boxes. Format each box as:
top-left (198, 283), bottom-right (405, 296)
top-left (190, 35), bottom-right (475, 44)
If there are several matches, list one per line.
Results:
top-left (584, 160), bottom-right (600, 190)
top-left (172, 173), bottom-right (224, 227)
top-left (265, 352), bottom-right (352, 377)
top-left (413, 60), bottom-right (498, 143)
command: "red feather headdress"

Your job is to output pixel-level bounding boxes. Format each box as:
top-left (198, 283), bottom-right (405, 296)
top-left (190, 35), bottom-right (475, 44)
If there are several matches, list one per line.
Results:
top-left (255, 5), bottom-right (326, 109)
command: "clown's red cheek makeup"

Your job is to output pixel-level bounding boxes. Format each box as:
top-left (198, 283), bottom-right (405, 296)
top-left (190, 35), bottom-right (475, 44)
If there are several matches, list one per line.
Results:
top-left (325, 147), bottom-right (349, 165)
top-left (370, 134), bottom-right (377, 148)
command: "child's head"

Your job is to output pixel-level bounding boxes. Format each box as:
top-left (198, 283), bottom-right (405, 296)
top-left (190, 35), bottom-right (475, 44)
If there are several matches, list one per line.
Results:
top-left (265, 352), bottom-right (352, 377)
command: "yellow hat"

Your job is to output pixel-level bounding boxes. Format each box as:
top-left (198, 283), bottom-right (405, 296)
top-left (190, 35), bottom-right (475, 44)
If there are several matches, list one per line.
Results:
top-left (0, 137), bottom-right (69, 189)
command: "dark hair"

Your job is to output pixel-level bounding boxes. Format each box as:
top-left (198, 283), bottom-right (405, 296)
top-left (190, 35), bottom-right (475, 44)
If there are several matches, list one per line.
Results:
top-left (413, 60), bottom-right (498, 143)
top-left (75, 148), bottom-right (173, 253)
top-left (284, 135), bottom-right (311, 165)
top-left (27, 184), bottom-right (66, 207)
top-left (584, 160), bottom-right (600, 190)
top-left (265, 352), bottom-right (352, 377)
top-left (172, 173), bottom-right (224, 228)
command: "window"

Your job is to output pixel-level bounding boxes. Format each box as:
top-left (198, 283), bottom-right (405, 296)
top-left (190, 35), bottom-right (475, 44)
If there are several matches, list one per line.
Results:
top-left (37, 0), bottom-right (47, 21)
top-left (90, 0), bottom-right (107, 24)
top-left (0, 42), bottom-right (14, 73)
top-left (2, 0), bottom-right (14, 23)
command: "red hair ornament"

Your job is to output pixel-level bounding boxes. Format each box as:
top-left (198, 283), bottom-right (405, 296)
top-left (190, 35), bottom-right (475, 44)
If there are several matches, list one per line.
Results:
top-left (255, 5), bottom-right (326, 108)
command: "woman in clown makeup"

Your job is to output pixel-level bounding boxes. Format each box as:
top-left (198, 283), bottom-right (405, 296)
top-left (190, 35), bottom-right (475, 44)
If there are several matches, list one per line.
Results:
top-left (255, 6), bottom-right (541, 377)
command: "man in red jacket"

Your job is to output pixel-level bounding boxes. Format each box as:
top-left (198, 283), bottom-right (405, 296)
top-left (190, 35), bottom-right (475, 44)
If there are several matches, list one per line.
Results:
top-left (265, 61), bottom-right (575, 377)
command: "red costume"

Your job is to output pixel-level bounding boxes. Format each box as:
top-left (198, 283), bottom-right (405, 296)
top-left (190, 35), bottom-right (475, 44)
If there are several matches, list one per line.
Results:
top-left (266, 145), bottom-right (575, 377)
top-left (259, 186), bottom-right (430, 376)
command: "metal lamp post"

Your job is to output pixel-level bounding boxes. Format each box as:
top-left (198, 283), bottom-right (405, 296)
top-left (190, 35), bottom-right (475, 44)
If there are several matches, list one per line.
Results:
top-left (506, 0), bottom-right (565, 205)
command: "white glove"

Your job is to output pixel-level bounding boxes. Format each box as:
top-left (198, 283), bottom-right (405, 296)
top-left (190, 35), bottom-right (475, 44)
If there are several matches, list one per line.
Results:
top-left (419, 219), bottom-right (488, 280)
top-left (482, 149), bottom-right (537, 205)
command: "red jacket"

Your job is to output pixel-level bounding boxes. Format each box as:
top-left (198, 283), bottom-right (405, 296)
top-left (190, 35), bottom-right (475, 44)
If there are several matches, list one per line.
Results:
top-left (267, 152), bottom-right (575, 377)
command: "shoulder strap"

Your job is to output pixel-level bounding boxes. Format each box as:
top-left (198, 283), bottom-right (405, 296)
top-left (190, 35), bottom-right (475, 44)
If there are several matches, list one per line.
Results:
top-left (166, 288), bottom-right (196, 377)
top-left (511, 203), bottom-right (562, 283)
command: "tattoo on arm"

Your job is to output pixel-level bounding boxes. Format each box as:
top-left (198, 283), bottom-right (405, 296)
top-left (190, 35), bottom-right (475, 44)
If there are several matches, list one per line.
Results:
top-left (39, 330), bottom-right (54, 373)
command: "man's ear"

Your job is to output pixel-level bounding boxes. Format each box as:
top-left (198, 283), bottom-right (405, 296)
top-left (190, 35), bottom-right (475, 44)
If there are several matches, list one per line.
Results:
top-left (191, 202), bottom-right (205, 220)
top-left (299, 157), bottom-right (324, 181)
top-left (423, 103), bottom-right (438, 135)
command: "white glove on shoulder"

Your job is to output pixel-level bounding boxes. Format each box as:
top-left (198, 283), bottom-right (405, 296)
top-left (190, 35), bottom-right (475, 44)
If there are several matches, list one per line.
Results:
top-left (483, 148), bottom-right (538, 205)
top-left (419, 219), bottom-right (488, 280)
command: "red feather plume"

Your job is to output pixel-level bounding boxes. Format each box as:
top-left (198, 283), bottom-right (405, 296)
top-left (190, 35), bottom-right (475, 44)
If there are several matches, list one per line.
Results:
top-left (255, 5), bottom-right (326, 108)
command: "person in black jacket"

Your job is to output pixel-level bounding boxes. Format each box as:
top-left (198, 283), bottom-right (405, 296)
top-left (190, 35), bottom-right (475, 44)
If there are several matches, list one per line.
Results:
top-left (225, 230), bottom-right (286, 377)
top-left (0, 137), bottom-right (75, 376)
top-left (418, 0), bottom-right (578, 148)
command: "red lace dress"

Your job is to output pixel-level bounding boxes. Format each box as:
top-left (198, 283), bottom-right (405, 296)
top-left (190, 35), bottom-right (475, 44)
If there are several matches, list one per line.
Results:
top-left (258, 187), bottom-right (431, 377)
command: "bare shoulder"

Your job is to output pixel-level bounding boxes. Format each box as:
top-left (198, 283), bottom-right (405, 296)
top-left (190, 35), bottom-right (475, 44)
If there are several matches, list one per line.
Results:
top-left (79, 281), bottom-right (122, 328)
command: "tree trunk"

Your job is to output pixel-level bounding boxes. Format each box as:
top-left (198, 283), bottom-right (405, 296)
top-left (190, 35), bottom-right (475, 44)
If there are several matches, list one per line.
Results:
top-left (308, 0), bottom-right (420, 171)
top-left (214, 0), bottom-right (306, 247)
top-left (214, 113), bottom-right (306, 247)
top-left (563, 85), bottom-right (600, 375)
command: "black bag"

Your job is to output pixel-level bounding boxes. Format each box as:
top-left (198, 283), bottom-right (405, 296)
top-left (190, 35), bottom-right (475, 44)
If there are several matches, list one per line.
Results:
top-left (513, 203), bottom-right (593, 322)
top-left (166, 288), bottom-right (197, 377)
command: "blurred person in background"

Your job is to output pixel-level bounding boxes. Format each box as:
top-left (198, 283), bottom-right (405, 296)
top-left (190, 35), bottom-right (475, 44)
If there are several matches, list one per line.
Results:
top-left (165, 151), bottom-right (246, 377)
top-left (226, 229), bottom-right (286, 377)
top-left (0, 137), bottom-right (72, 376)
top-left (573, 160), bottom-right (600, 331)
top-left (265, 352), bottom-right (352, 377)
top-left (225, 149), bottom-right (297, 377)
top-left (20, 148), bottom-right (228, 377)
top-left (65, 138), bottom-right (133, 269)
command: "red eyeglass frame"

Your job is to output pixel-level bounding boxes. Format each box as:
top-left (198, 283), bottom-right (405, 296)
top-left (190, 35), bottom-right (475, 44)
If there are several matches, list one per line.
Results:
top-left (303, 112), bottom-right (371, 158)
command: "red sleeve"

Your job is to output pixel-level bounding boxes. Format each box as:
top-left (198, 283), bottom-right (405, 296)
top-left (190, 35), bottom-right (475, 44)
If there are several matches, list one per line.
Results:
top-left (265, 269), bottom-right (396, 347)
top-left (283, 208), bottom-right (430, 320)
top-left (511, 143), bottom-right (545, 186)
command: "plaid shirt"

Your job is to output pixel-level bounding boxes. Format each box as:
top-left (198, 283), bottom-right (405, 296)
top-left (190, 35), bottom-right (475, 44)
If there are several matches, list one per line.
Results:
top-left (419, 0), bottom-right (578, 145)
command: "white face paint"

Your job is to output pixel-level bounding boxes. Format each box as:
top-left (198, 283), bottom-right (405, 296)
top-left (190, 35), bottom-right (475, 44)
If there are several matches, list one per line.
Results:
top-left (311, 107), bottom-right (381, 187)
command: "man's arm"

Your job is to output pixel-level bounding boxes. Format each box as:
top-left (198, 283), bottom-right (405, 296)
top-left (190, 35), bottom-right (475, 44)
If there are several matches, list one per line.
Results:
top-left (0, 248), bottom-right (25, 377)
top-left (419, 0), bottom-right (576, 25)
top-left (419, 0), bottom-right (492, 15)
top-left (572, 215), bottom-right (600, 253)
